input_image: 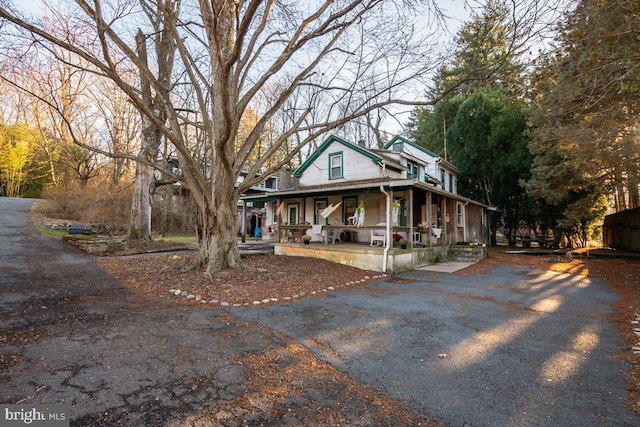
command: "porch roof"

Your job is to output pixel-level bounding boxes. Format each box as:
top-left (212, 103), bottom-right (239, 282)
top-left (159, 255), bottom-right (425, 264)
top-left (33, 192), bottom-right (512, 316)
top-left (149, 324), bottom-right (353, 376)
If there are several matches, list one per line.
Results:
top-left (241, 177), bottom-right (488, 208)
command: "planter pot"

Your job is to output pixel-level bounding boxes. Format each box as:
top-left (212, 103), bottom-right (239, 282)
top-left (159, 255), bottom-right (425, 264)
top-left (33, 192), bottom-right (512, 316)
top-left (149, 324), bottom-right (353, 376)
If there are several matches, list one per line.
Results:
top-left (303, 241), bottom-right (310, 245)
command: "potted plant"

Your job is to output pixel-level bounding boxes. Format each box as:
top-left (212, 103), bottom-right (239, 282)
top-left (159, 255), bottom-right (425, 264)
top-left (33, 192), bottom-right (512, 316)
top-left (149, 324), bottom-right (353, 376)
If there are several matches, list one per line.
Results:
top-left (398, 237), bottom-right (409, 249)
top-left (354, 203), bottom-right (365, 227)
top-left (302, 235), bottom-right (312, 245)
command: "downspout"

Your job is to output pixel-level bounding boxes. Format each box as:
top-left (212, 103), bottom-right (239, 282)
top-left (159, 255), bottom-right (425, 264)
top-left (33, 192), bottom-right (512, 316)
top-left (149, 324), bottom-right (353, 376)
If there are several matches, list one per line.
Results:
top-left (380, 185), bottom-right (391, 273)
top-left (463, 200), bottom-right (469, 242)
top-left (378, 160), bottom-right (387, 177)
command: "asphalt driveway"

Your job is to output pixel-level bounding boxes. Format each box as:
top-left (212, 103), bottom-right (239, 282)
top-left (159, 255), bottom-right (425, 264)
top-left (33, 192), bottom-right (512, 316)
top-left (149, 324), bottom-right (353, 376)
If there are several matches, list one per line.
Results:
top-left (1, 197), bottom-right (639, 426)
top-left (233, 260), bottom-right (638, 425)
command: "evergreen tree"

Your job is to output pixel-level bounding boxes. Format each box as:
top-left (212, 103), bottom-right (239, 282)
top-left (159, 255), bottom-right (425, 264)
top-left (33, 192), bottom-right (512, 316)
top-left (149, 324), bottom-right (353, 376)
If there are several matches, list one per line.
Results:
top-left (526, 0), bottom-right (639, 245)
top-left (447, 90), bottom-right (533, 244)
top-left (413, 1), bottom-right (536, 244)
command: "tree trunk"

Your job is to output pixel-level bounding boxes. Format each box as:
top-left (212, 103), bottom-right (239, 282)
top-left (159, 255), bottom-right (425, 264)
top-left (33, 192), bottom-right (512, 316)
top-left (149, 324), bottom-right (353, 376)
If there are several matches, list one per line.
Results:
top-left (128, 156), bottom-right (155, 241)
top-left (629, 172), bottom-right (640, 209)
top-left (128, 114), bottom-right (159, 241)
top-left (128, 27), bottom-right (168, 241)
top-left (192, 197), bottom-right (241, 273)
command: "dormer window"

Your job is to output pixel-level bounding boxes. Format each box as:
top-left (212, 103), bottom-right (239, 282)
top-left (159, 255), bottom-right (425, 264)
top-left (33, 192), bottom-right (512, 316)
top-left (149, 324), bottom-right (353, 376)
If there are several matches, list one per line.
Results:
top-left (329, 152), bottom-right (343, 179)
top-left (407, 161), bottom-right (419, 179)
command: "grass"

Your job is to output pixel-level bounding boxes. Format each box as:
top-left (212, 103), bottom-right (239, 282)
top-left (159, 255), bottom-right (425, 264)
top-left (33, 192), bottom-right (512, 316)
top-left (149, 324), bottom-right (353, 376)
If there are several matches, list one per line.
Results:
top-left (38, 227), bottom-right (68, 238)
top-left (32, 200), bottom-right (57, 213)
top-left (156, 235), bottom-right (197, 244)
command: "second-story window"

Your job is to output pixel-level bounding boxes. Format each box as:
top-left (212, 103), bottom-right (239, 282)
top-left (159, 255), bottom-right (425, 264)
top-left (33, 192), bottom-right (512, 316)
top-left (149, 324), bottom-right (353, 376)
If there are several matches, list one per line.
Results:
top-left (407, 161), bottom-right (419, 179)
top-left (257, 176), bottom-right (277, 189)
top-left (448, 173), bottom-right (453, 192)
top-left (329, 152), bottom-right (343, 179)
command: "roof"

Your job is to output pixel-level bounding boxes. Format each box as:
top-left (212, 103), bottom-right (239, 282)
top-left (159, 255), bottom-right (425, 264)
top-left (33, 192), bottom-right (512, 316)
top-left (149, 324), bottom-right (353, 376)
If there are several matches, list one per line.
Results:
top-left (241, 177), bottom-right (488, 208)
top-left (383, 136), bottom-right (462, 174)
top-left (384, 135), bottom-right (439, 158)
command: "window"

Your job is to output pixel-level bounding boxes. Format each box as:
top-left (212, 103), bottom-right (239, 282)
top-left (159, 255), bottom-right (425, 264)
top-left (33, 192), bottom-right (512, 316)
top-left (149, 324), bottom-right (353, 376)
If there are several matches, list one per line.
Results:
top-left (457, 202), bottom-right (464, 227)
top-left (448, 173), bottom-right (453, 192)
top-left (329, 152), bottom-right (343, 179)
top-left (343, 197), bottom-right (358, 224)
top-left (407, 161), bottom-right (419, 179)
top-left (288, 204), bottom-right (299, 224)
top-left (314, 199), bottom-right (328, 224)
top-left (440, 168), bottom-right (445, 188)
top-left (258, 177), bottom-right (278, 189)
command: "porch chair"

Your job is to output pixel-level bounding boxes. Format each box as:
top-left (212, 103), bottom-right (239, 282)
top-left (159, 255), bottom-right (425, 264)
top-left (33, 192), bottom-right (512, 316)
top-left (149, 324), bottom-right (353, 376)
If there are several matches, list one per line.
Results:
top-left (310, 224), bottom-right (324, 243)
top-left (327, 227), bottom-right (344, 244)
top-left (370, 223), bottom-right (386, 246)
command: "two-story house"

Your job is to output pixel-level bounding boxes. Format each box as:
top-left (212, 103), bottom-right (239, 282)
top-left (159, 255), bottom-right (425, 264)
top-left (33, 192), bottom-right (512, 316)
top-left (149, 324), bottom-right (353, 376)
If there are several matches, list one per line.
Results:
top-left (242, 134), bottom-right (489, 272)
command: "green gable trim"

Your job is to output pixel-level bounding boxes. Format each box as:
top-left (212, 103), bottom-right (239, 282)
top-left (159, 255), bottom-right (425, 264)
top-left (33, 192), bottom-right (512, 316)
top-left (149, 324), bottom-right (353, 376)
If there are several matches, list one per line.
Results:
top-left (293, 134), bottom-right (383, 178)
top-left (383, 135), bottom-right (439, 158)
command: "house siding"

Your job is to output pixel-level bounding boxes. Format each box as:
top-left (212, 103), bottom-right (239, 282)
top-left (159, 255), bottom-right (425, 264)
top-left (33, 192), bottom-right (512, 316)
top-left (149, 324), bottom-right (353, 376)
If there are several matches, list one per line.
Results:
top-left (245, 135), bottom-right (487, 261)
top-left (299, 142), bottom-right (384, 185)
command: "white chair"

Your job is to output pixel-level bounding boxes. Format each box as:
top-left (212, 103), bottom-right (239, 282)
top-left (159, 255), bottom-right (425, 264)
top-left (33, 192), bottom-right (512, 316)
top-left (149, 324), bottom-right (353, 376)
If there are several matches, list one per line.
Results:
top-left (310, 224), bottom-right (324, 243)
top-left (412, 231), bottom-right (421, 245)
top-left (327, 227), bottom-right (343, 244)
top-left (370, 223), bottom-right (386, 246)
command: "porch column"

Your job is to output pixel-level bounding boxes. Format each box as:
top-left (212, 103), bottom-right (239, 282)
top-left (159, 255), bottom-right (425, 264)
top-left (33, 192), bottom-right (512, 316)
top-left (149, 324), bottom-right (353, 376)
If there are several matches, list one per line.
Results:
top-left (276, 199), bottom-right (282, 243)
top-left (442, 197), bottom-right (447, 245)
top-left (425, 190), bottom-right (431, 246)
top-left (409, 188), bottom-right (414, 248)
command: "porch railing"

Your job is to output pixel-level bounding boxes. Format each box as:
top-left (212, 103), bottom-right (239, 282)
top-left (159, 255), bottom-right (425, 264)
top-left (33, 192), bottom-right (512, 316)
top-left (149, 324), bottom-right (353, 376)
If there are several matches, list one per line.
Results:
top-left (277, 224), bottom-right (442, 246)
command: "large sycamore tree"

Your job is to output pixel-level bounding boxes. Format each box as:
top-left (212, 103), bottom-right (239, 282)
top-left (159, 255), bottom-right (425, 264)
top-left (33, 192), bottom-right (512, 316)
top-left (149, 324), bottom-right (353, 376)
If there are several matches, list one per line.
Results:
top-left (0, 0), bottom-right (449, 271)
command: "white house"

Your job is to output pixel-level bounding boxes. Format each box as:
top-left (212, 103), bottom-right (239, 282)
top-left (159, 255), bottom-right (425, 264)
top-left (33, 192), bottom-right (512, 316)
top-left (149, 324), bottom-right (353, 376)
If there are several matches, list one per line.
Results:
top-left (241, 135), bottom-right (489, 272)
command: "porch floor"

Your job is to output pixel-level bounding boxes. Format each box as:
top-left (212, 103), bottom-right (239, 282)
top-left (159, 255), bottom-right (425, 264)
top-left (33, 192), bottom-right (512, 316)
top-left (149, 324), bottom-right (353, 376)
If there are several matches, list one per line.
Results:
top-left (273, 241), bottom-right (451, 274)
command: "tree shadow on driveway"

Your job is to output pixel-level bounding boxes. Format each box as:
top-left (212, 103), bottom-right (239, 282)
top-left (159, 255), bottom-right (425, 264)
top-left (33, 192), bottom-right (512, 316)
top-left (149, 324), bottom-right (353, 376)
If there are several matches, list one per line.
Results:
top-left (233, 265), bottom-right (640, 426)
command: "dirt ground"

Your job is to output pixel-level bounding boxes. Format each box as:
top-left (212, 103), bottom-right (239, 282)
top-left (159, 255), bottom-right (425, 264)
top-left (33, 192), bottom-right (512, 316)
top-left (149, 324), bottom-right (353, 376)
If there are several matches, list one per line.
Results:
top-left (94, 244), bottom-right (640, 417)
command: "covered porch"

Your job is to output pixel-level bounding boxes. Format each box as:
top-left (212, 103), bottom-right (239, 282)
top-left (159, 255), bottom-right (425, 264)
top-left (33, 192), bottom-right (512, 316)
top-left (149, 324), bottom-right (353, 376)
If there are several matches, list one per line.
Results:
top-left (242, 178), bottom-right (489, 273)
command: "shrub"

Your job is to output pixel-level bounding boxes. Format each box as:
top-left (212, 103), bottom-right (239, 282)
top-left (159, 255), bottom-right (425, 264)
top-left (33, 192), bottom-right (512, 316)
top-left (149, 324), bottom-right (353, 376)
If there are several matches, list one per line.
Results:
top-left (41, 181), bottom-right (132, 234)
top-left (41, 180), bottom-right (197, 236)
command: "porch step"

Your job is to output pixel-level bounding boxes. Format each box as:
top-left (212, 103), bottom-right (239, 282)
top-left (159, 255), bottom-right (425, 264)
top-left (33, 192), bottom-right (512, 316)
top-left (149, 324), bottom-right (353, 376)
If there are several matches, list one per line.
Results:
top-left (447, 246), bottom-right (485, 262)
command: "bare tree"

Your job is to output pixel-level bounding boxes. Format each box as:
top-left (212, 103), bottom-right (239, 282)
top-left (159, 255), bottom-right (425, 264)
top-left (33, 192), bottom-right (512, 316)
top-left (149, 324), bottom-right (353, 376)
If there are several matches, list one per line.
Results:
top-left (0, 34), bottom-right (103, 188)
top-left (91, 78), bottom-right (141, 186)
top-left (126, 1), bottom-right (178, 241)
top-left (0, 0), bottom-right (562, 271)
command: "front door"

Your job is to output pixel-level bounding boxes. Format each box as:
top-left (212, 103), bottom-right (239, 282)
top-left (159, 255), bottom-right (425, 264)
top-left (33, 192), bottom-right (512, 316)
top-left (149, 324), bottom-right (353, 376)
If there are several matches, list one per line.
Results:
top-left (288, 204), bottom-right (299, 224)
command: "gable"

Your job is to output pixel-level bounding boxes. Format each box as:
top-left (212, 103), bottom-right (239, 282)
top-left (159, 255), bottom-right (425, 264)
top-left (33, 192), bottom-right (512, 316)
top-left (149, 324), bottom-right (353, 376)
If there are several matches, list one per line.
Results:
top-left (384, 136), bottom-right (439, 158)
top-left (293, 135), bottom-right (383, 178)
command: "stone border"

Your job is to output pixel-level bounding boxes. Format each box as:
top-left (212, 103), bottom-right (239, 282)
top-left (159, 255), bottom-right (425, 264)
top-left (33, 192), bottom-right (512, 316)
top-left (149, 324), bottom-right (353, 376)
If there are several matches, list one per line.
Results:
top-left (167, 274), bottom-right (387, 308)
top-left (632, 313), bottom-right (640, 356)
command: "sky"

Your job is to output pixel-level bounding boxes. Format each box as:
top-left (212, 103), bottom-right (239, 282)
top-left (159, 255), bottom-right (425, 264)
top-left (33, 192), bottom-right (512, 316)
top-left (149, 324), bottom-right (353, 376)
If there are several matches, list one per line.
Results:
top-left (8, 0), bottom-right (545, 140)
top-left (379, 1), bottom-right (474, 136)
